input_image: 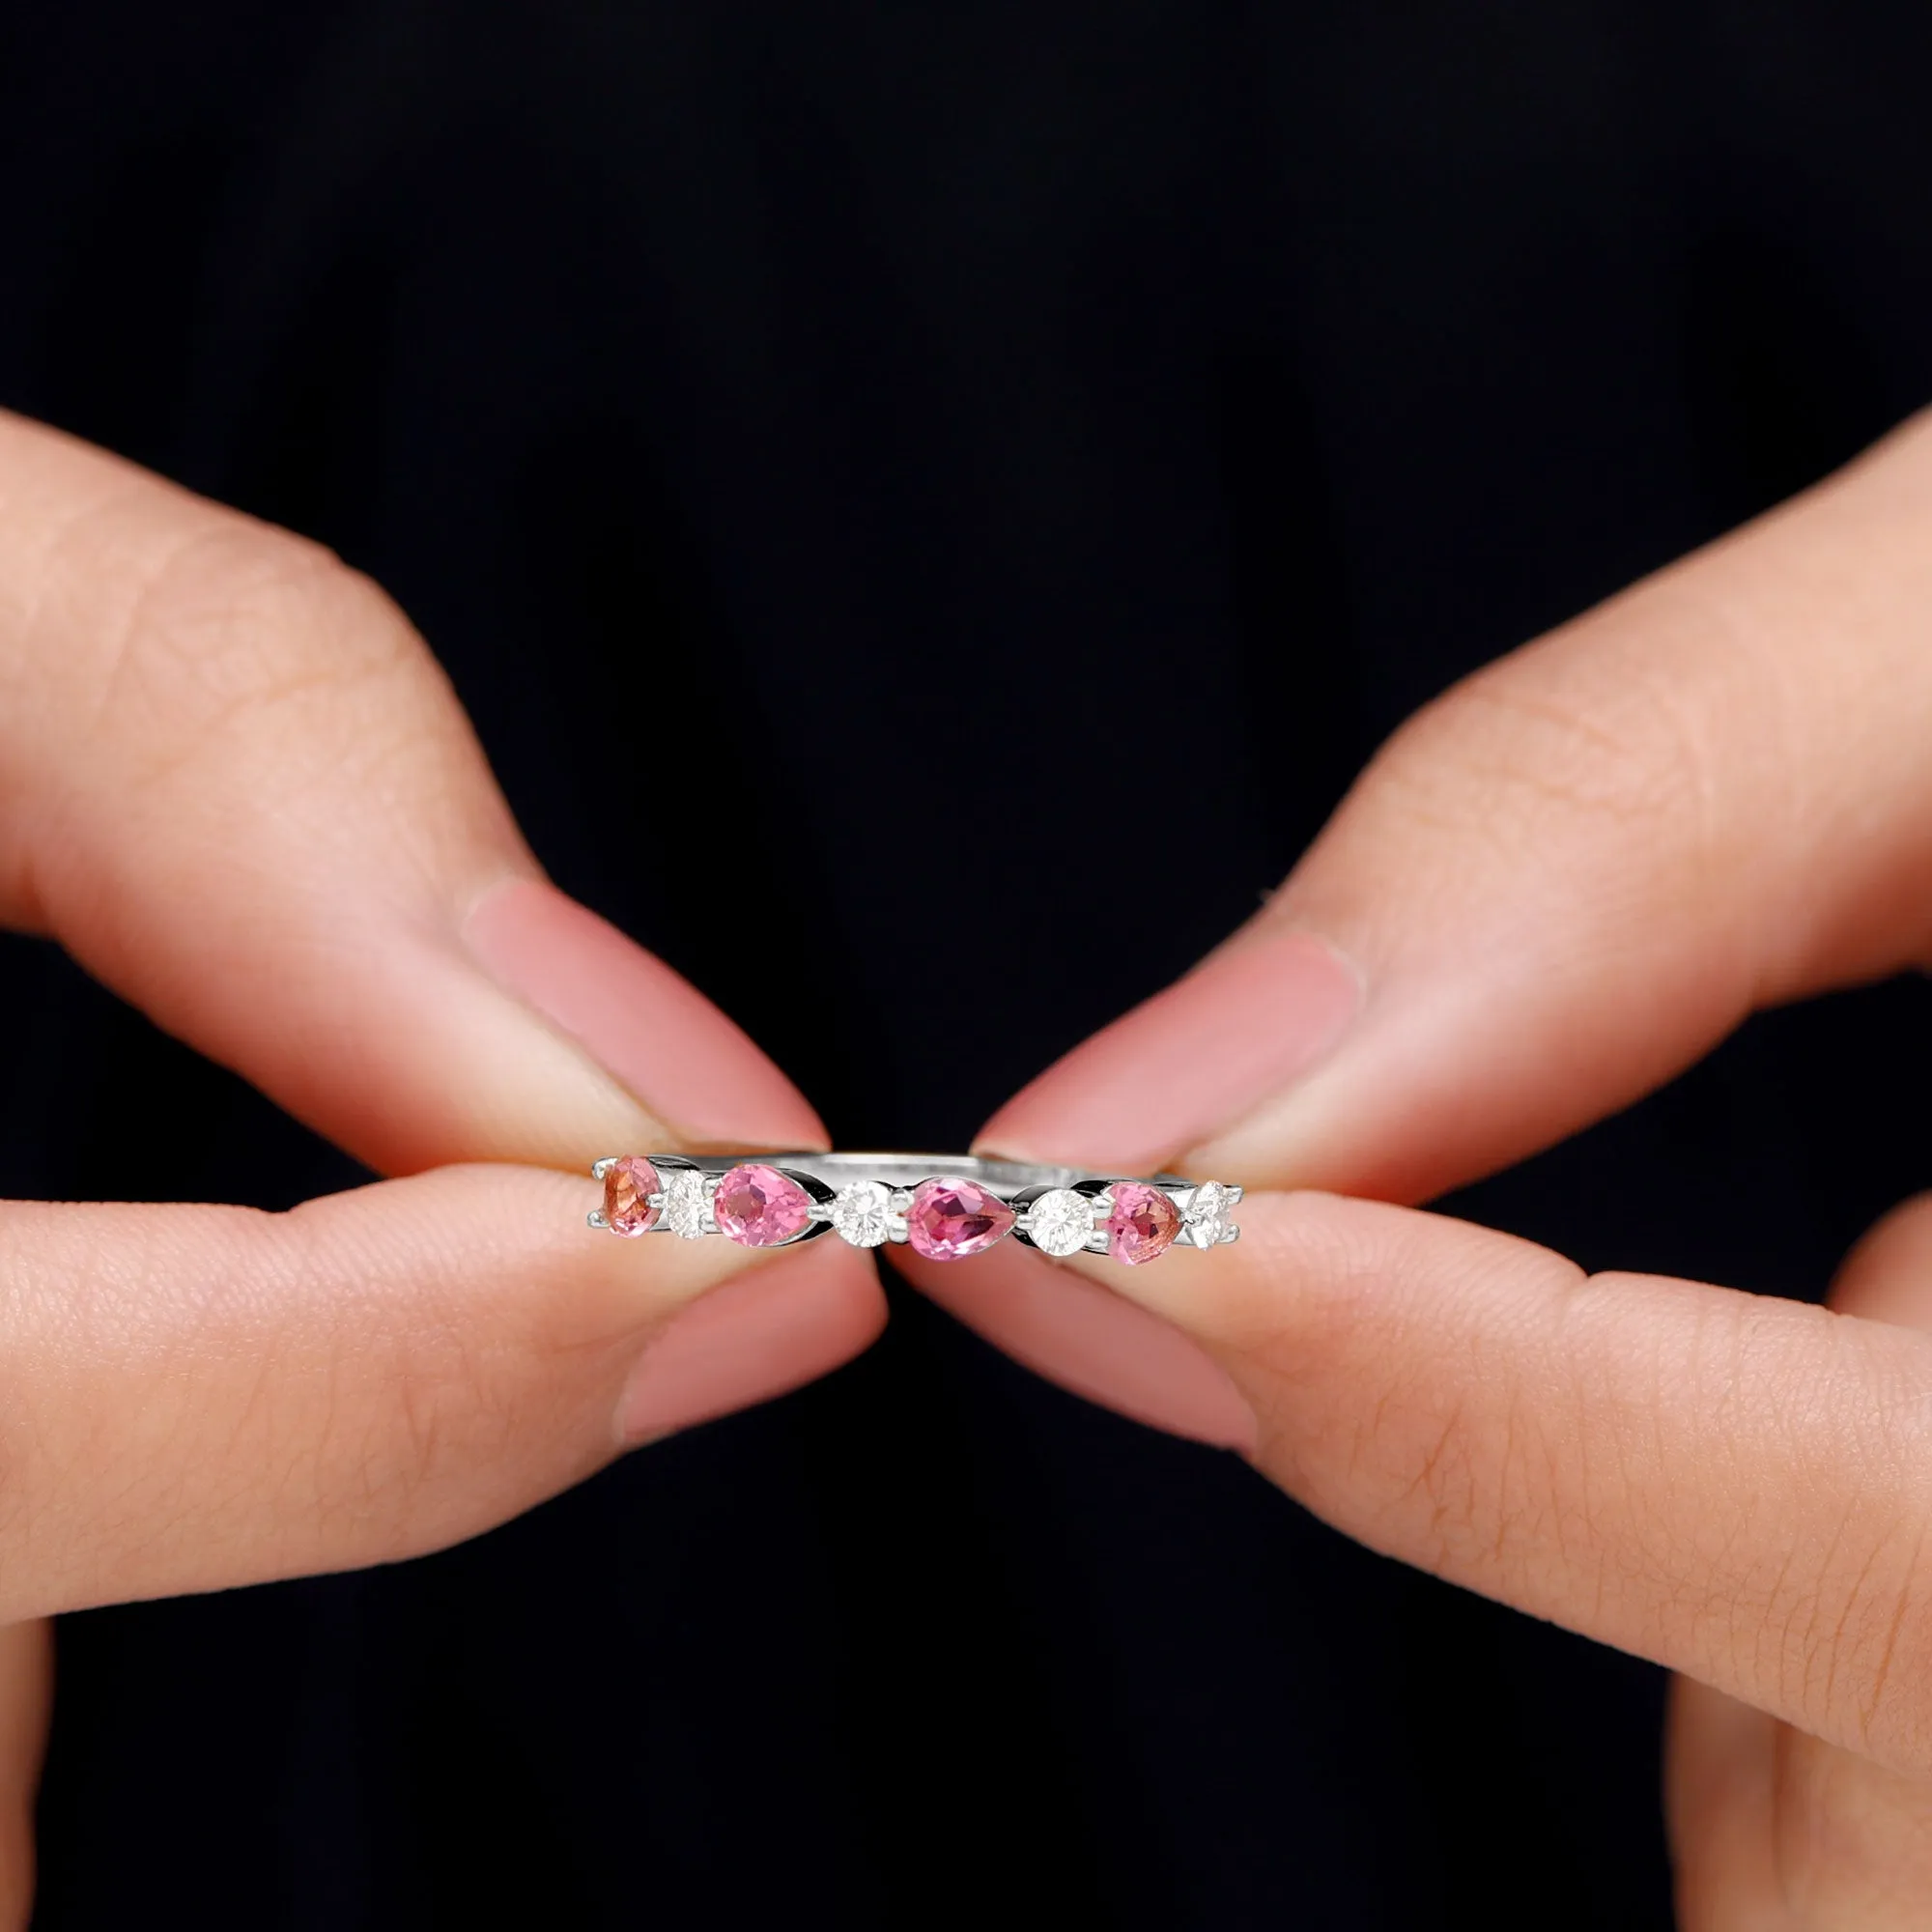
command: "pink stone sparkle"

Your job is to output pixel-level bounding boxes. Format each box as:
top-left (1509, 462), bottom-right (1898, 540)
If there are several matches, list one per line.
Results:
top-left (906, 1179), bottom-right (1016, 1262)
top-left (713, 1162), bottom-right (813, 1248)
top-left (602, 1156), bottom-right (661, 1237)
top-left (1105, 1183), bottom-right (1181, 1265)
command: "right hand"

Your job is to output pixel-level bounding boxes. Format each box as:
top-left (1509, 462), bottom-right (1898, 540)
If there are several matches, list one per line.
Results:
top-left (976, 407), bottom-right (1932, 1925)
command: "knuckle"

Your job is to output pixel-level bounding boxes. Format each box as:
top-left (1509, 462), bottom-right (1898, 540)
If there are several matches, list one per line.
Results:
top-left (284, 1198), bottom-right (518, 1524)
top-left (1731, 1341), bottom-right (1932, 1768)
top-left (1673, 1302), bottom-right (1932, 1769)
top-left (1391, 646), bottom-right (1706, 847)
top-left (1358, 605), bottom-right (1770, 927)
top-left (58, 513), bottom-right (442, 813)
top-left (118, 523), bottom-right (418, 733)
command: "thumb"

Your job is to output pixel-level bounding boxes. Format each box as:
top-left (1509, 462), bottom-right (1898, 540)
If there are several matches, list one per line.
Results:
top-left (0, 1165), bottom-right (880, 1623)
top-left (980, 408), bottom-right (1932, 1200)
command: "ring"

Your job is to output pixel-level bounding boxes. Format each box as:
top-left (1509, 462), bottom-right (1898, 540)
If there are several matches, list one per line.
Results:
top-left (587, 1152), bottom-right (1241, 1265)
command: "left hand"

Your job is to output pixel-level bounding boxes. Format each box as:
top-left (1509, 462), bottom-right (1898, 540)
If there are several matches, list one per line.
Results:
top-left (0, 411), bottom-right (886, 1918)
top-left (962, 408), bottom-right (1932, 1925)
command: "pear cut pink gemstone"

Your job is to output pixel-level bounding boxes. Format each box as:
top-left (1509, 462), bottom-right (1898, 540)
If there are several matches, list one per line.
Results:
top-left (1105, 1183), bottom-right (1180, 1265)
top-left (713, 1162), bottom-right (813, 1247)
top-left (906, 1179), bottom-right (1016, 1261)
top-left (602, 1156), bottom-right (661, 1237)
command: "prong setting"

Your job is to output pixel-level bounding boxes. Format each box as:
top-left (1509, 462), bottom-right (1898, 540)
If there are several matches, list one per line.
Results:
top-left (586, 1156), bottom-right (1237, 1260)
top-left (828, 1179), bottom-right (895, 1248)
top-left (1019, 1185), bottom-right (1102, 1258)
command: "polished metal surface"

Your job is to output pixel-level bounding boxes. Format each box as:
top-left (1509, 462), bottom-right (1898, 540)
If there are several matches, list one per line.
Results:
top-left (590, 1151), bottom-right (1240, 1260)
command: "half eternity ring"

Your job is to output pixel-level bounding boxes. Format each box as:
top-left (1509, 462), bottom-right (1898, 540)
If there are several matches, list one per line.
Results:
top-left (587, 1152), bottom-right (1241, 1265)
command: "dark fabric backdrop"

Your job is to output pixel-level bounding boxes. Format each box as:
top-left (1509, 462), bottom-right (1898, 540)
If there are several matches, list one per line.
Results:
top-left (3, 4), bottom-right (1930, 1925)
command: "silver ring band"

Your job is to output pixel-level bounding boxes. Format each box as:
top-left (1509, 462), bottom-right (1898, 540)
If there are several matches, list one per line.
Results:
top-left (588, 1151), bottom-right (1241, 1265)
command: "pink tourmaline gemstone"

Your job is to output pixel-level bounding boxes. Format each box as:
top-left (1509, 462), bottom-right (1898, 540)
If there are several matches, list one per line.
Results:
top-left (906, 1179), bottom-right (1016, 1261)
top-left (713, 1162), bottom-right (813, 1247)
top-left (1105, 1183), bottom-right (1180, 1265)
top-left (603, 1156), bottom-right (661, 1237)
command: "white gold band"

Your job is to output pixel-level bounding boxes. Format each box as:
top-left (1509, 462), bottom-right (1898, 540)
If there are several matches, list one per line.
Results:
top-left (588, 1151), bottom-right (1241, 1265)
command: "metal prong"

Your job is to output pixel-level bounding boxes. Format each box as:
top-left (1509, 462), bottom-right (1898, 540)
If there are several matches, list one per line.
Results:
top-left (587, 1210), bottom-right (610, 1231)
top-left (591, 1157), bottom-right (616, 1180)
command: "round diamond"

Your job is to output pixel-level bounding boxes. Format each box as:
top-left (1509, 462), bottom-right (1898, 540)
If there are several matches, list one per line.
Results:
top-left (1105, 1182), bottom-right (1181, 1265)
top-left (661, 1168), bottom-right (713, 1240)
top-left (601, 1155), bottom-right (661, 1236)
top-left (1184, 1180), bottom-right (1236, 1247)
top-left (1027, 1187), bottom-right (1096, 1257)
top-left (830, 1179), bottom-right (893, 1248)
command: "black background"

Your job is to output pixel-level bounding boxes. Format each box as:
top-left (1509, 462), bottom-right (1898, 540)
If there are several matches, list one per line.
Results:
top-left (3, 3), bottom-right (1931, 1925)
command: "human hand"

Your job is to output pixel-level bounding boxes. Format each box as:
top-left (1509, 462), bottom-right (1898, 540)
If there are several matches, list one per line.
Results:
top-left (0, 411), bottom-right (884, 1918)
top-left (971, 410), bottom-right (1932, 1924)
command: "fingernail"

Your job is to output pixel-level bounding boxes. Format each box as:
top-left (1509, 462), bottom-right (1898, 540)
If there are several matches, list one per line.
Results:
top-left (464, 877), bottom-right (824, 1150)
top-left (615, 1242), bottom-right (884, 1443)
top-left (894, 1239), bottom-right (1257, 1451)
top-left (977, 925), bottom-right (1363, 1173)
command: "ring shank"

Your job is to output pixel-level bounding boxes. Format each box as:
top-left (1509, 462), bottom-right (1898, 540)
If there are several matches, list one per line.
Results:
top-left (677, 1151), bottom-right (1098, 1196)
top-left (594, 1151), bottom-right (1238, 1254)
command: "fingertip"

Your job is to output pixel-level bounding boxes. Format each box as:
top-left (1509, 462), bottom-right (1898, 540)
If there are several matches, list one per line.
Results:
top-left (615, 1236), bottom-right (887, 1444)
top-left (464, 877), bottom-right (828, 1153)
top-left (1830, 1192), bottom-right (1932, 1325)
top-left (889, 1236), bottom-right (1259, 1451)
top-left (973, 927), bottom-right (1363, 1175)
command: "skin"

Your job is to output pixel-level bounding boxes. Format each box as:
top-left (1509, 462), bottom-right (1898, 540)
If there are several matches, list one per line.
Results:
top-left (7, 394), bottom-right (1932, 1920)
top-left (979, 409), bottom-right (1932, 1925)
top-left (0, 410), bottom-right (886, 1920)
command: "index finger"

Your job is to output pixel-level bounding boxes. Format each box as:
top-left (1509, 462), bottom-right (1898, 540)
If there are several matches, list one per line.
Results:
top-left (0, 408), bottom-right (821, 1175)
top-left (980, 408), bottom-right (1932, 1202)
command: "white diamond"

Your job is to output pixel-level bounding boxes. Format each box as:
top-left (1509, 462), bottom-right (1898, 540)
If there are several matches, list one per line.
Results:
top-left (1183, 1180), bottom-right (1236, 1247)
top-left (662, 1169), bottom-right (713, 1239)
top-left (830, 1179), bottom-right (893, 1248)
top-left (1027, 1187), bottom-right (1096, 1257)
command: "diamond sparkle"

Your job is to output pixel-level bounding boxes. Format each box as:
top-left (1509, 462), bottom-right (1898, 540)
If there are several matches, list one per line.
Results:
top-left (1026, 1188), bottom-right (1096, 1257)
top-left (661, 1168), bottom-right (713, 1239)
top-left (829, 1179), bottom-right (893, 1247)
top-left (1183, 1180), bottom-right (1237, 1248)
